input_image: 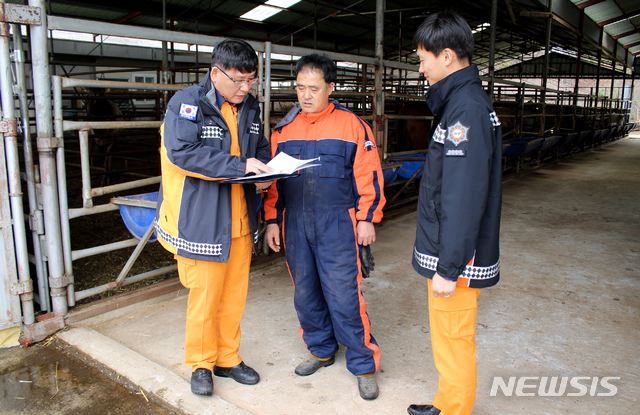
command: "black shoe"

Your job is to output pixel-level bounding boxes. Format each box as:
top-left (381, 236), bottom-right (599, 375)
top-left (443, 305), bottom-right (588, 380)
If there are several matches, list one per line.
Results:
top-left (294, 355), bottom-right (336, 376)
top-left (213, 362), bottom-right (260, 385)
top-left (407, 404), bottom-right (441, 415)
top-left (191, 368), bottom-right (213, 396)
top-left (357, 376), bottom-right (379, 400)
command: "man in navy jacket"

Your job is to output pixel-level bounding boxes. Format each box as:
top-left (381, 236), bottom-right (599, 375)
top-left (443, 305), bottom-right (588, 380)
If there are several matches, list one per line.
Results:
top-left (156, 38), bottom-right (272, 397)
top-left (408, 12), bottom-right (502, 415)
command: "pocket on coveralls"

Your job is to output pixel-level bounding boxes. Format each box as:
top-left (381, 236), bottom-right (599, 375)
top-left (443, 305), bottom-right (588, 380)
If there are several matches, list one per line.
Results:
top-left (319, 144), bottom-right (347, 178)
top-left (175, 254), bottom-right (199, 289)
top-left (432, 287), bottom-right (478, 340)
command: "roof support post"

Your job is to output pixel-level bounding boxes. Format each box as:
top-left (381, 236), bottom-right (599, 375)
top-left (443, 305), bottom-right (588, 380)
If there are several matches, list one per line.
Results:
top-left (161, 0), bottom-right (168, 84)
top-left (540, 0), bottom-right (553, 136)
top-left (630, 72), bottom-right (635, 123)
top-left (488, 0), bottom-right (498, 101)
top-left (595, 28), bottom-right (603, 128)
top-left (621, 51), bottom-right (628, 124)
top-left (374, 0), bottom-right (385, 160)
top-left (573, 9), bottom-right (584, 107)
top-left (263, 41), bottom-right (272, 140)
top-left (610, 52), bottom-right (616, 126)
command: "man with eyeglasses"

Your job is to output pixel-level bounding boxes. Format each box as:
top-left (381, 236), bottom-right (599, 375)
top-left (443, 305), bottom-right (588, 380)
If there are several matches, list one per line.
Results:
top-left (263, 54), bottom-right (386, 400)
top-left (155, 38), bottom-right (272, 397)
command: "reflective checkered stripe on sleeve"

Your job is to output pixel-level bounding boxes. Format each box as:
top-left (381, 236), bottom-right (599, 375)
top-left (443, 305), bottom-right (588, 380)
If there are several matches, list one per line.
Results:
top-left (413, 247), bottom-right (500, 281)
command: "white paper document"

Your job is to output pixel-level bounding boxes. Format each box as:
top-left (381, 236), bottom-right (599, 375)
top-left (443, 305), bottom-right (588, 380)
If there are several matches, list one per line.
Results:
top-left (266, 152), bottom-right (320, 174)
top-left (221, 152), bottom-right (320, 184)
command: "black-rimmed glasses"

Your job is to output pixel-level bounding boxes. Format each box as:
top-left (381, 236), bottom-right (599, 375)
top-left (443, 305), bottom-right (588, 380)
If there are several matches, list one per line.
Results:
top-left (214, 66), bottom-right (258, 87)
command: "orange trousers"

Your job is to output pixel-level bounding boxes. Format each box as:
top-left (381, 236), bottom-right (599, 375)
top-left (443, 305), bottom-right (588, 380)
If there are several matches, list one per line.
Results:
top-left (428, 283), bottom-right (481, 415)
top-left (175, 234), bottom-right (252, 372)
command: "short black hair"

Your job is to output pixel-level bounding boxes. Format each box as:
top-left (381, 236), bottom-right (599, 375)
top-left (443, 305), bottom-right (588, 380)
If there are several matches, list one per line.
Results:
top-left (413, 11), bottom-right (474, 63)
top-left (211, 38), bottom-right (258, 73)
top-left (295, 54), bottom-right (337, 84)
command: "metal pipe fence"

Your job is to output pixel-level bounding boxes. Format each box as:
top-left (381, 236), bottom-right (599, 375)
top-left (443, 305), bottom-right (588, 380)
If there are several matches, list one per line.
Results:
top-left (52, 76), bottom-right (184, 303)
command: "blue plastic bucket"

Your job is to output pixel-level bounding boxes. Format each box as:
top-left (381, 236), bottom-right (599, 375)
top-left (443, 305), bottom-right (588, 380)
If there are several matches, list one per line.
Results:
top-left (381, 165), bottom-right (399, 186)
top-left (395, 153), bottom-right (426, 179)
top-left (117, 192), bottom-right (158, 242)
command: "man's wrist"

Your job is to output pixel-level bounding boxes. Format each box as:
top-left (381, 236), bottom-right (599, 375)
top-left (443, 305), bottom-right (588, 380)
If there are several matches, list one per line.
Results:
top-left (436, 265), bottom-right (458, 282)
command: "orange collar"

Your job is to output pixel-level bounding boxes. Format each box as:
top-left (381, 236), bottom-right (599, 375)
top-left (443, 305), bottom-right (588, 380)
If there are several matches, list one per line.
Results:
top-left (301, 103), bottom-right (335, 124)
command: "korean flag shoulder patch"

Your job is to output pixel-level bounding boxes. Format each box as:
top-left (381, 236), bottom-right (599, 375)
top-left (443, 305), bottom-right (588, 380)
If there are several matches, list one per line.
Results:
top-left (179, 103), bottom-right (198, 121)
top-left (446, 121), bottom-right (469, 147)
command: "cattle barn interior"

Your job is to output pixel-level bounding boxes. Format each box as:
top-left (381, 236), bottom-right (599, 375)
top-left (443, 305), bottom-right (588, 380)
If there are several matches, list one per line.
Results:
top-left (0, 0), bottom-right (639, 413)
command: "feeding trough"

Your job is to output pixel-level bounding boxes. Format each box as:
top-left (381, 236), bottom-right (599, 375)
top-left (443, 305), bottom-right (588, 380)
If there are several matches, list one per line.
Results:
top-left (538, 135), bottom-right (561, 153)
top-left (505, 136), bottom-right (544, 158)
top-left (112, 192), bottom-right (158, 242)
top-left (391, 153), bottom-right (427, 179)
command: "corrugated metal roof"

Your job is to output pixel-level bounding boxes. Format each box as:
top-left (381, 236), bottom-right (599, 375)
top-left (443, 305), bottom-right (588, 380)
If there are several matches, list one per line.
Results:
top-left (571, 0), bottom-right (639, 58)
top-left (584, 1), bottom-right (622, 22)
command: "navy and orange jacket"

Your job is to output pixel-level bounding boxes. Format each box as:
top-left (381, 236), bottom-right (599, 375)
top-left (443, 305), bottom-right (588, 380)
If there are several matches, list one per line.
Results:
top-left (263, 101), bottom-right (385, 225)
top-left (155, 72), bottom-right (271, 262)
top-left (412, 65), bottom-right (502, 288)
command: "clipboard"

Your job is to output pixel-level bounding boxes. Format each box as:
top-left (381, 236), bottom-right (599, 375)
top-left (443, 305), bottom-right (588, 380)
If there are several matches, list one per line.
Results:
top-left (221, 152), bottom-right (320, 184)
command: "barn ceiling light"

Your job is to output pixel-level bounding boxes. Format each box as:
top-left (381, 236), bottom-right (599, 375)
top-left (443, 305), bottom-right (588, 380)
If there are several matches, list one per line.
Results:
top-left (240, 0), bottom-right (301, 22)
top-left (266, 0), bottom-right (301, 7)
top-left (472, 23), bottom-right (491, 34)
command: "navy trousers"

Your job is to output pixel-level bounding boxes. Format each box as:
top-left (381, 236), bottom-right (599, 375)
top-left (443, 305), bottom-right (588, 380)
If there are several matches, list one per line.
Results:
top-left (283, 208), bottom-right (380, 376)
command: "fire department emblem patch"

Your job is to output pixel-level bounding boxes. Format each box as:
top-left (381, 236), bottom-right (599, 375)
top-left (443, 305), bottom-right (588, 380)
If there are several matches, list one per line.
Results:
top-left (446, 121), bottom-right (469, 147)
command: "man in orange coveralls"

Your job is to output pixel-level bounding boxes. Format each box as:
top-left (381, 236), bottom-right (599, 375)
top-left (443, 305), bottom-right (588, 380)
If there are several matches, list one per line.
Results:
top-left (155, 38), bottom-right (272, 396)
top-left (263, 54), bottom-right (386, 400)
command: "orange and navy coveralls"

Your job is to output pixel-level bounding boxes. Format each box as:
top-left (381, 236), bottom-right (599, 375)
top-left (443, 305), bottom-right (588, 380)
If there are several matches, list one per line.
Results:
top-left (155, 72), bottom-right (270, 372)
top-left (263, 101), bottom-right (386, 376)
top-left (412, 65), bottom-right (502, 415)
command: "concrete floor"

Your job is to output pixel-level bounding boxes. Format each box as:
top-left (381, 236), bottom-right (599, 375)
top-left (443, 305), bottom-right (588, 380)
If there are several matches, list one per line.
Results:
top-left (58, 136), bottom-right (640, 415)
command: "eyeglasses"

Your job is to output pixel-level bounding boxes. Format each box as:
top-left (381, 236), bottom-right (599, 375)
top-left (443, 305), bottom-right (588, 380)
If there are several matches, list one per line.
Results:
top-left (214, 66), bottom-right (258, 87)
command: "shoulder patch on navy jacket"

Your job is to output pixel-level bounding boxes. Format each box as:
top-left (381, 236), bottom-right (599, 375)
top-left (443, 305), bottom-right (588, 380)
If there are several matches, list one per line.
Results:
top-left (489, 111), bottom-right (501, 127)
top-left (433, 124), bottom-right (446, 144)
top-left (179, 103), bottom-right (198, 120)
top-left (446, 121), bottom-right (469, 147)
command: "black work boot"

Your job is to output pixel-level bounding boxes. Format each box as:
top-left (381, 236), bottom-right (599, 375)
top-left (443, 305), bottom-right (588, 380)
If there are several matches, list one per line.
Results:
top-left (213, 362), bottom-right (260, 385)
top-left (191, 368), bottom-right (213, 396)
top-left (407, 404), bottom-right (441, 415)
